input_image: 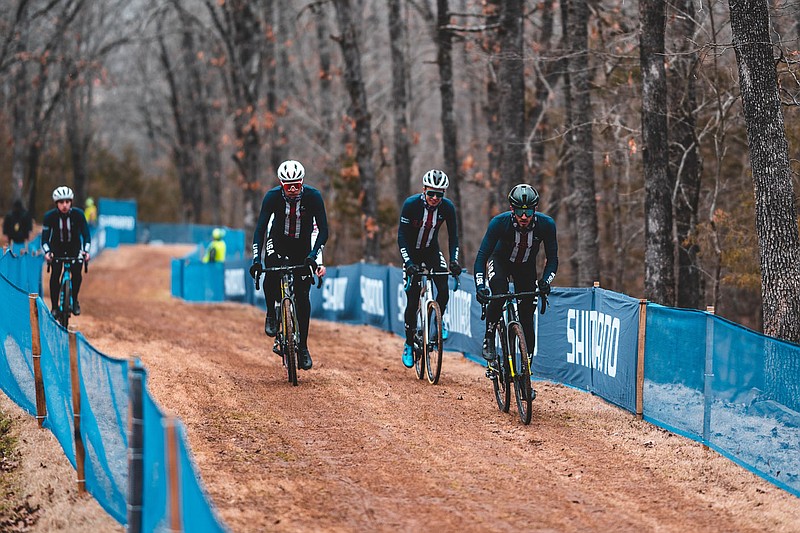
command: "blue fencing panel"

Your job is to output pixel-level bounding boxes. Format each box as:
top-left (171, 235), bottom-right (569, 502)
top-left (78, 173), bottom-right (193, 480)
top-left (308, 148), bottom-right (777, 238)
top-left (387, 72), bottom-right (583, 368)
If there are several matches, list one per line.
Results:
top-left (310, 264), bottom-right (362, 324)
top-left (181, 261), bottom-right (224, 302)
top-left (38, 300), bottom-right (78, 467)
top-left (0, 274), bottom-right (36, 415)
top-left (171, 258), bottom-right (184, 298)
top-left (643, 305), bottom-right (800, 497)
top-left (142, 383), bottom-right (169, 532)
top-left (0, 250), bottom-right (44, 296)
top-left (223, 259), bottom-right (249, 303)
top-left (707, 318), bottom-right (800, 496)
top-left (176, 422), bottom-right (228, 533)
top-left (643, 305), bottom-right (706, 438)
top-left (357, 263), bottom-right (391, 330)
top-left (139, 223), bottom-right (246, 260)
top-left (76, 333), bottom-right (129, 524)
top-left (98, 198), bottom-right (137, 244)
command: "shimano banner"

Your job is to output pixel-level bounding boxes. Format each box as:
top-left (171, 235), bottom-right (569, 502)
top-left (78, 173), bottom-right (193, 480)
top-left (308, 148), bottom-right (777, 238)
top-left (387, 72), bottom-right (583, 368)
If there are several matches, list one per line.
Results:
top-left (98, 198), bottom-right (137, 244)
top-left (535, 287), bottom-right (640, 411)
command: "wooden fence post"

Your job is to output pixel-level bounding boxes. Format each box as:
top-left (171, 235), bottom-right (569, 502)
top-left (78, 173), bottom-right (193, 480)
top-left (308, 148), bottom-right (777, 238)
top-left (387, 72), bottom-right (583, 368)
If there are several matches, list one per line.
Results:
top-left (636, 299), bottom-right (648, 419)
top-left (68, 327), bottom-right (86, 493)
top-left (165, 417), bottom-right (182, 532)
top-left (127, 358), bottom-right (145, 533)
top-left (29, 294), bottom-right (47, 428)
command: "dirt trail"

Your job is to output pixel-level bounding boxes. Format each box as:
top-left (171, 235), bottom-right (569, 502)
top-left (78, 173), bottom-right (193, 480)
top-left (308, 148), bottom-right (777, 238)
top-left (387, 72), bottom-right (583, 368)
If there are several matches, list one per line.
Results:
top-left (7, 244), bottom-right (800, 532)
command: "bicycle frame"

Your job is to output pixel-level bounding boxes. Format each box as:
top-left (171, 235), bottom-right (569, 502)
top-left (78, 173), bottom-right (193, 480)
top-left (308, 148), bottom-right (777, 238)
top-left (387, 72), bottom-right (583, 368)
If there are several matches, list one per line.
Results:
top-left (255, 263), bottom-right (320, 386)
top-left (404, 268), bottom-right (459, 384)
top-left (48, 256), bottom-right (85, 328)
top-left (481, 289), bottom-right (547, 424)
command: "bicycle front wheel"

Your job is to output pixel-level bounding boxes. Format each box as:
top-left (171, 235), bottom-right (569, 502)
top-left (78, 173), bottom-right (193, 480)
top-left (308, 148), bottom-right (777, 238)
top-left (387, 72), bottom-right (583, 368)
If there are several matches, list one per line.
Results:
top-left (281, 299), bottom-right (298, 386)
top-left (59, 278), bottom-right (71, 328)
top-left (425, 301), bottom-right (443, 384)
top-left (510, 323), bottom-right (532, 425)
top-left (492, 326), bottom-right (510, 413)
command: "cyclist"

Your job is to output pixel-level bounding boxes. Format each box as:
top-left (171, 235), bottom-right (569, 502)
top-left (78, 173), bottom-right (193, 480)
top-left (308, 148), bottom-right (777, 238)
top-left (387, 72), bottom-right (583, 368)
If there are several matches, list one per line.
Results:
top-left (397, 169), bottom-right (462, 368)
top-left (202, 228), bottom-right (227, 263)
top-left (473, 184), bottom-right (558, 363)
top-left (250, 160), bottom-right (328, 371)
top-left (84, 197), bottom-right (98, 227)
top-left (41, 186), bottom-right (91, 316)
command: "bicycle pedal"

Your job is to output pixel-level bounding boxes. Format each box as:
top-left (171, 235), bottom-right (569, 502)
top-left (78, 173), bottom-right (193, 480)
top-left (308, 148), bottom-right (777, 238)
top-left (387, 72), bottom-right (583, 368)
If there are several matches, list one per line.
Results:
top-left (272, 341), bottom-right (281, 356)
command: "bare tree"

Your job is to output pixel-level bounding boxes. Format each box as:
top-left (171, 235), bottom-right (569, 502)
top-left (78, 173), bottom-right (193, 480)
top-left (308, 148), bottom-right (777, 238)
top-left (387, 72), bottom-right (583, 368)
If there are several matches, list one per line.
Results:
top-left (729, 0), bottom-right (800, 342)
top-left (641, 0), bottom-right (675, 305)
top-left (333, 0), bottom-right (380, 261)
top-left (565, 0), bottom-right (600, 286)
top-left (389, 0), bottom-right (412, 206)
top-left (204, 0), bottom-right (268, 233)
top-left (668, 0), bottom-right (703, 309)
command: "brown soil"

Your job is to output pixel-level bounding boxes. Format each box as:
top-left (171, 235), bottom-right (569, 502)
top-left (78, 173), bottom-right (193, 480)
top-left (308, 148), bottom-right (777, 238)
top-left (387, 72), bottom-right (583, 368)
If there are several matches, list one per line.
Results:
top-left (4, 244), bottom-right (800, 532)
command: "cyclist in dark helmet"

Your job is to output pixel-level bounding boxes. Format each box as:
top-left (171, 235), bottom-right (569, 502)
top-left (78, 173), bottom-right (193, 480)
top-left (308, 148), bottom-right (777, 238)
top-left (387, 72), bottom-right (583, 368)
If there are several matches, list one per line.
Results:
top-left (397, 169), bottom-right (461, 368)
top-left (41, 186), bottom-right (91, 317)
top-left (473, 184), bottom-right (558, 362)
top-left (250, 160), bottom-right (328, 371)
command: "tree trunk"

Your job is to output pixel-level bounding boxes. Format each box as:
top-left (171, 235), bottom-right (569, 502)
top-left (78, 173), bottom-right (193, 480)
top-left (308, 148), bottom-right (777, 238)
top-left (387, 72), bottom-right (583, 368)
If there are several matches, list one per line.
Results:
top-left (641, 0), bottom-right (675, 305)
top-left (668, 0), bottom-right (703, 309)
top-left (333, 0), bottom-right (380, 262)
top-left (565, 0), bottom-right (600, 287)
top-left (389, 0), bottom-right (412, 206)
top-left (729, 0), bottom-right (800, 343)
top-left (436, 0), bottom-right (463, 250)
top-left (496, 0), bottom-right (524, 201)
top-left (482, 0), bottom-right (503, 211)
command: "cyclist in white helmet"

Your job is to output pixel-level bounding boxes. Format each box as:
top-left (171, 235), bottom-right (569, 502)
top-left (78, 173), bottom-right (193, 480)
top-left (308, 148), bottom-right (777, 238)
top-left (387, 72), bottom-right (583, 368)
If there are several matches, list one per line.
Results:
top-left (250, 160), bottom-right (328, 371)
top-left (41, 186), bottom-right (91, 317)
top-left (397, 169), bottom-right (461, 368)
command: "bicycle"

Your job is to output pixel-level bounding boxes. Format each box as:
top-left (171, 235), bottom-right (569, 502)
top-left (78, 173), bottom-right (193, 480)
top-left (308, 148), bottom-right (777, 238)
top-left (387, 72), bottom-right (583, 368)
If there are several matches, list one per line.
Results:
top-left (47, 256), bottom-right (87, 328)
top-left (255, 263), bottom-right (321, 386)
top-left (403, 267), bottom-right (460, 384)
top-left (480, 289), bottom-right (548, 425)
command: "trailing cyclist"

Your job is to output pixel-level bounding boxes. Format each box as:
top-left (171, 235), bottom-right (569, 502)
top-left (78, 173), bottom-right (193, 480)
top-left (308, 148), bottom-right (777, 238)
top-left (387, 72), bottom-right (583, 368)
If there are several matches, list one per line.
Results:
top-left (397, 169), bottom-right (462, 368)
top-left (41, 186), bottom-right (91, 317)
top-left (250, 160), bottom-right (328, 371)
top-left (473, 184), bottom-right (558, 364)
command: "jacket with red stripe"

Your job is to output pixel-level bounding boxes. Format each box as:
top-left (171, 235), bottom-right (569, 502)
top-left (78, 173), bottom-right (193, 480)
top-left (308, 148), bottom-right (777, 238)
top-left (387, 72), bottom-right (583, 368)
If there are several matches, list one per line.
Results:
top-left (397, 194), bottom-right (459, 268)
top-left (473, 211), bottom-right (558, 289)
top-left (252, 185), bottom-right (328, 264)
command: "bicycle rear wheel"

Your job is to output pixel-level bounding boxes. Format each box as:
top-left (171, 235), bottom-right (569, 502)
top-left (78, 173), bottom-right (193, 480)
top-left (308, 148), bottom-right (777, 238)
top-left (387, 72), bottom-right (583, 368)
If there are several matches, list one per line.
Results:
top-left (281, 299), bottom-right (298, 386)
top-left (510, 323), bottom-right (532, 424)
top-left (425, 301), bottom-right (443, 384)
top-left (58, 277), bottom-right (71, 328)
top-left (491, 325), bottom-right (510, 412)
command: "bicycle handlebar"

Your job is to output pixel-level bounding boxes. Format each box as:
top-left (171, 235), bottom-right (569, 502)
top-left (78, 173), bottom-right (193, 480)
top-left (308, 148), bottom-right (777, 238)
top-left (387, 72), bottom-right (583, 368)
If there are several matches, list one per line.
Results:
top-left (47, 255), bottom-right (88, 274)
top-left (403, 269), bottom-right (461, 292)
top-left (254, 263), bottom-right (323, 291)
top-left (479, 290), bottom-right (549, 320)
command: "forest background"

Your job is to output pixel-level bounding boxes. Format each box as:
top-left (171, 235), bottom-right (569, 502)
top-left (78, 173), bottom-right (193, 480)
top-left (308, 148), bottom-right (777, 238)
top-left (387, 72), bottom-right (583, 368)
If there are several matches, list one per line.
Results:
top-left (2, 0), bottom-right (800, 336)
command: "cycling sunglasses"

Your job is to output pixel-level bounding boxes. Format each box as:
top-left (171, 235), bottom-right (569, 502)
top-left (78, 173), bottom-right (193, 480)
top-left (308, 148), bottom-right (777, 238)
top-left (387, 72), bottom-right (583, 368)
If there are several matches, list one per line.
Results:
top-left (282, 182), bottom-right (303, 193)
top-left (425, 190), bottom-right (444, 199)
top-left (513, 207), bottom-right (535, 218)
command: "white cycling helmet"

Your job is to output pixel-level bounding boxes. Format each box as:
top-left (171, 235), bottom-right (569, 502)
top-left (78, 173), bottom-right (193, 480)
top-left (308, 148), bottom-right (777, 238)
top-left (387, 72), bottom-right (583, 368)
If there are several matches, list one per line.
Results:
top-left (277, 160), bottom-right (305, 183)
top-left (52, 186), bottom-right (74, 201)
top-left (422, 169), bottom-right (449, 189)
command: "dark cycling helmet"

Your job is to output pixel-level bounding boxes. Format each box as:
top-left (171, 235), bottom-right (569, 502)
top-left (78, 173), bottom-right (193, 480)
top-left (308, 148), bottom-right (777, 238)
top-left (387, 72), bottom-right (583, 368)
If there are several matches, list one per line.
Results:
top-left (278, 160), bottom-right (305, 183)
top-left (422, 169), bottom-right (449, 189)
top-left (508, 184), bottom-right (539, 210)
top-left (52, 186), bottom-right (74, 201)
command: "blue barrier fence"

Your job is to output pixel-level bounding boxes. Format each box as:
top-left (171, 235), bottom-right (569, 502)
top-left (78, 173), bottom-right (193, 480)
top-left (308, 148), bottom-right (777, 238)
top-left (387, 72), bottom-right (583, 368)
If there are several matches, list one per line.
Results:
top-left (0, 241), bottom-right (228, 531)
top-left (174, 254), bottom-right (800, 497)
